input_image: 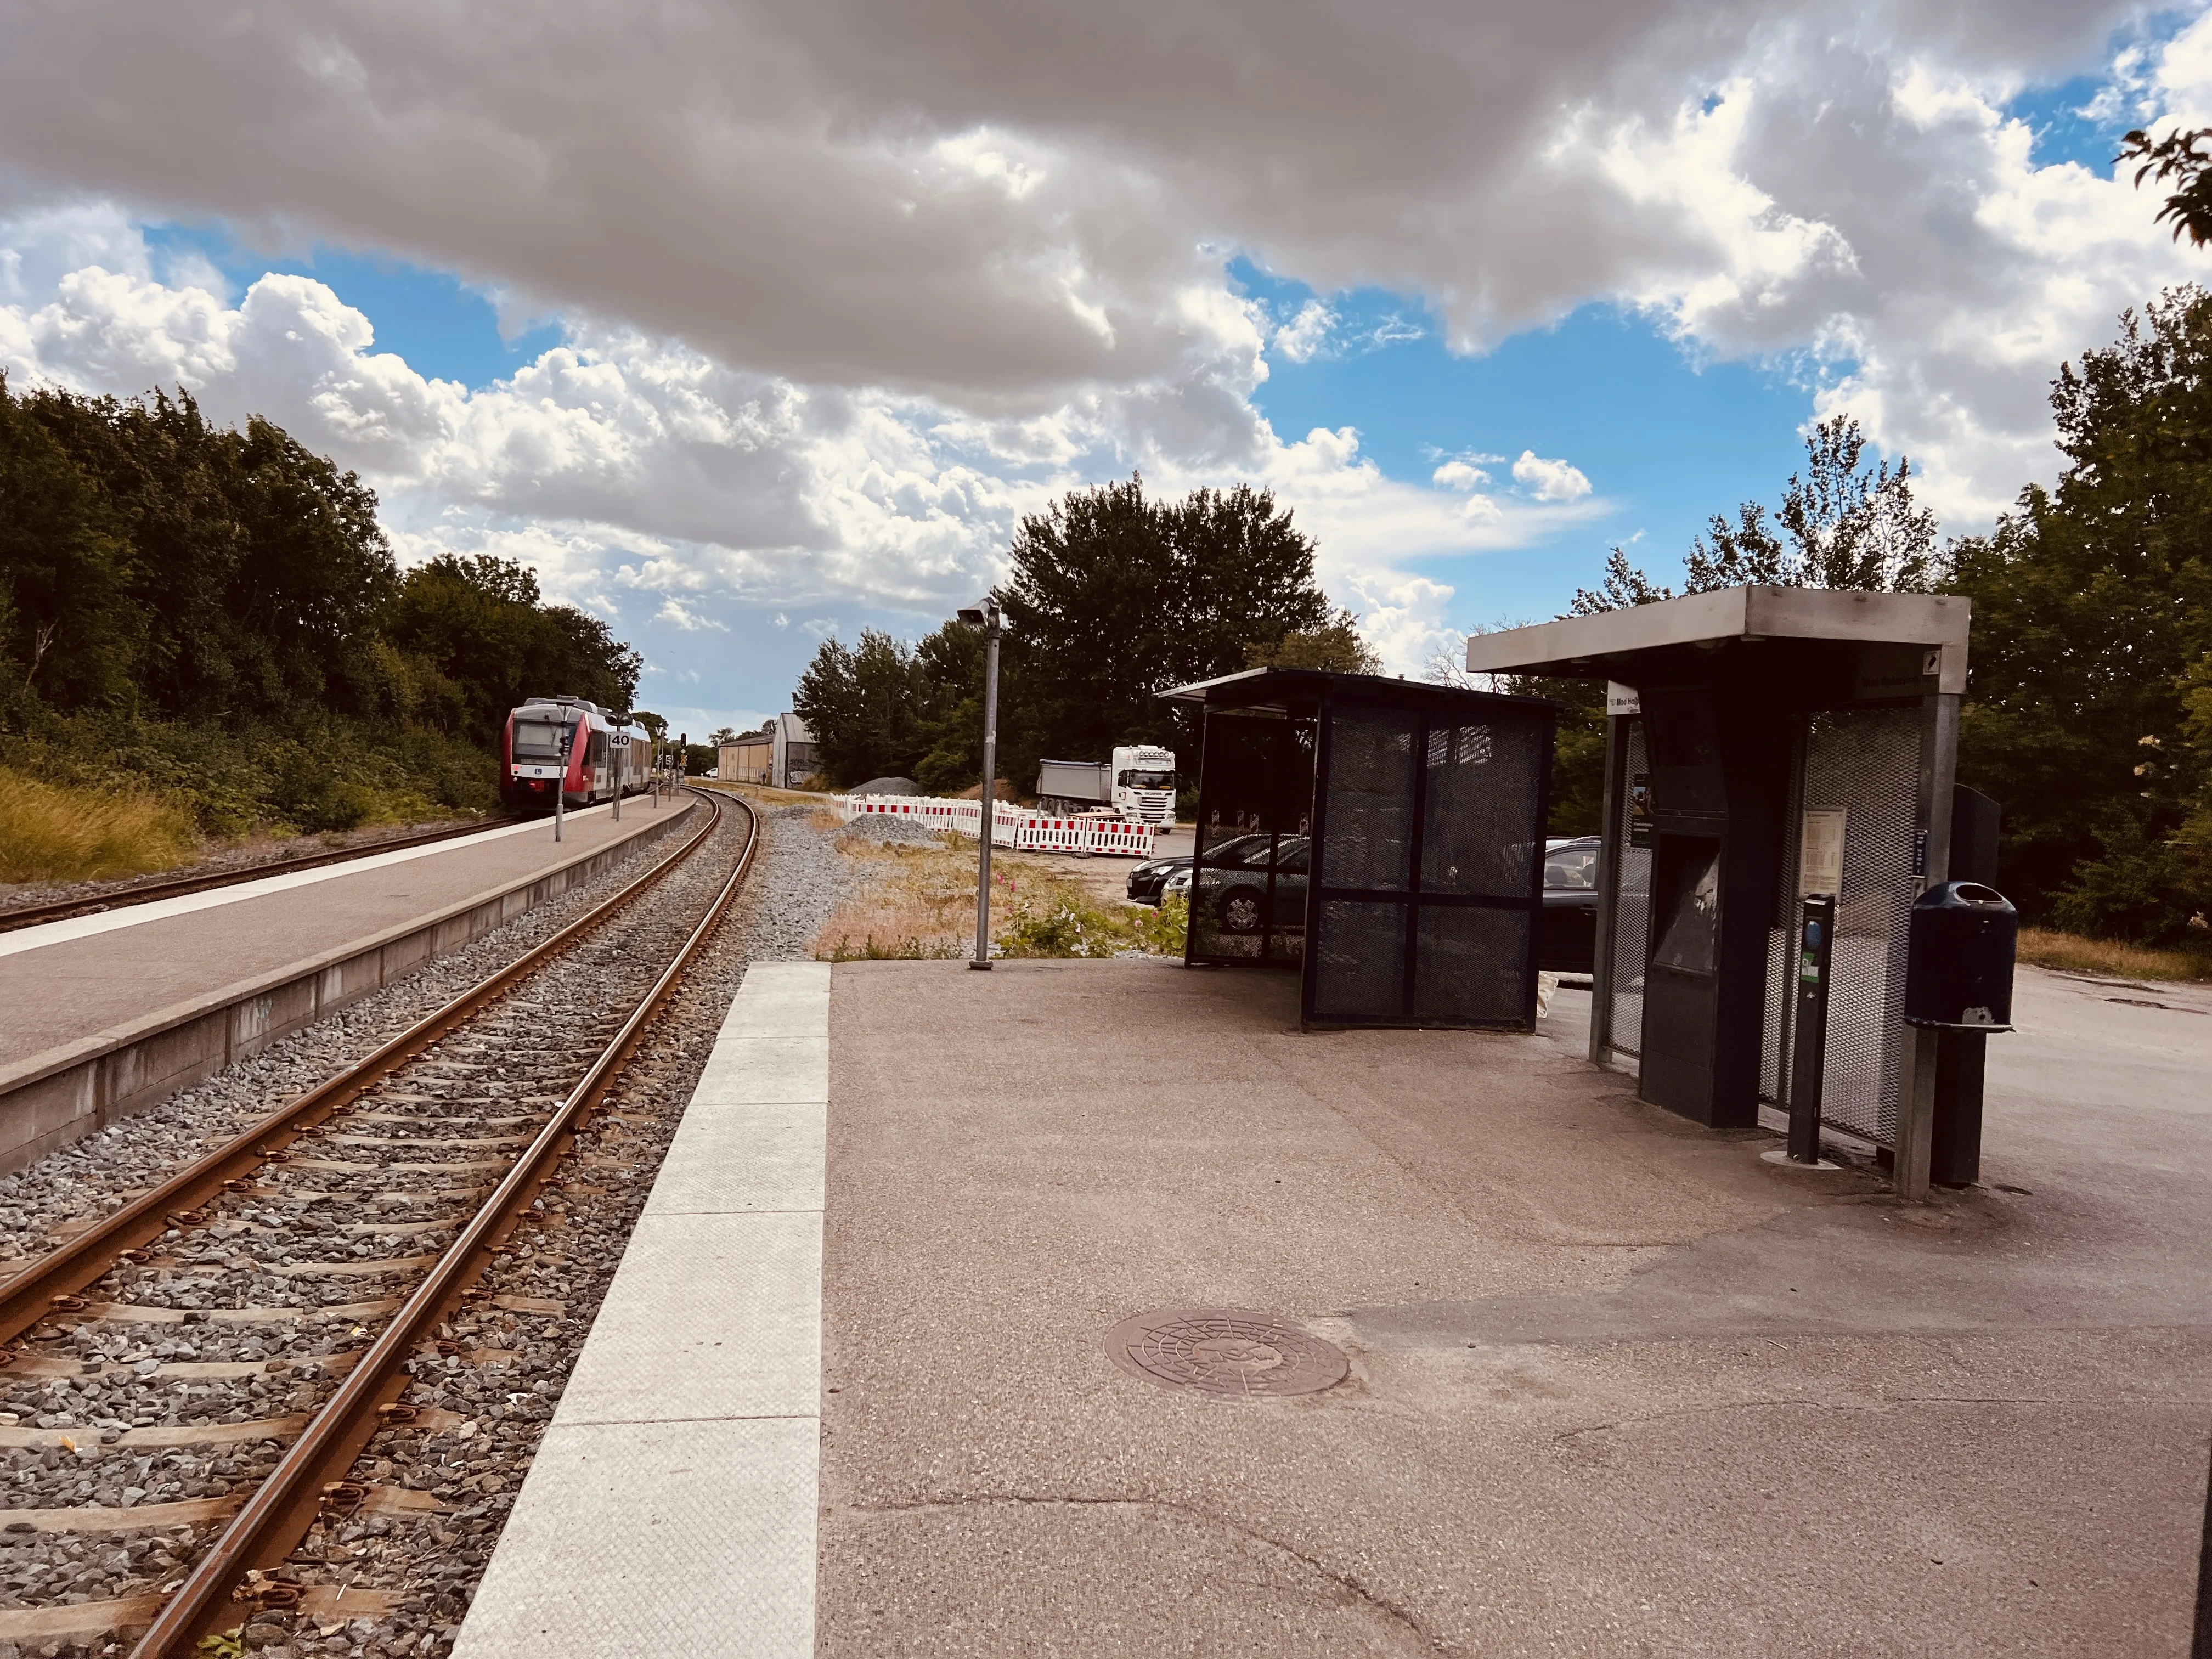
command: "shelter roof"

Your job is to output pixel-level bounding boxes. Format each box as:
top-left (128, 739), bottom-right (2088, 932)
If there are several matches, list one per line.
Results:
top-left (1462, 585), bottom-right (1971, 695)
top-left (1158, 665), bottom-right (1555, 716)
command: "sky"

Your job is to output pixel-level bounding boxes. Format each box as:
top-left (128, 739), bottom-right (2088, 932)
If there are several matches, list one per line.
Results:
top-left (2, 2), bottom-right (2209, 740)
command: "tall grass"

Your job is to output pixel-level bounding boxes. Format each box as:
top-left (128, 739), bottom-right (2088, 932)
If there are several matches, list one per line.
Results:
top-left (0, 770), bottom-right (199, 884)
top-left (2016, 926), bottom-right (2212, 984)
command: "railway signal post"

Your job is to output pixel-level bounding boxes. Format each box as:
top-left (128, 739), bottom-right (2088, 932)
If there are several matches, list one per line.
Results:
top-left (612, 714), bottom-right (627, 822)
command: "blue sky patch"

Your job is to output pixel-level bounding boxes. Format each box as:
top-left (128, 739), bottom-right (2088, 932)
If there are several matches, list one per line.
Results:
top-left (1234, 260), bottom-right (1824, 629)
top-left (144, 225), bottom-right (563, 388)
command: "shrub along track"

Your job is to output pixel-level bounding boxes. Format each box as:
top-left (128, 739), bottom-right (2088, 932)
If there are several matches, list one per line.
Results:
top-left (0, 788), bottom-right (757, 1657)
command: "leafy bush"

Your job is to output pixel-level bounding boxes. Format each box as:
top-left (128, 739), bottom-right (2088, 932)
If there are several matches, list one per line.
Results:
top-left (1132, 893), bottom-right (1188, 956)
top-left (998, 887), bottom-right (1186, 958)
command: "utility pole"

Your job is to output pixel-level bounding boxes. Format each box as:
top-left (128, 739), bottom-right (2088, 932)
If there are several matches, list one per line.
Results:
top-left (958, 603), bottom-right (1003, 970)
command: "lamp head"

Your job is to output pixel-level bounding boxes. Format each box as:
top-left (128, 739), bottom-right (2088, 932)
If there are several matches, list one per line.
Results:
top-left (957, 607), bottom-right (985, 627)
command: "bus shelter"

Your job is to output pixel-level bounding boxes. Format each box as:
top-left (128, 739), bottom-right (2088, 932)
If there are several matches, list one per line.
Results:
top-left (1464, 586), bottom-right (1973, 1197)
top-left (1159, 668), bottom-right (1557, 1031)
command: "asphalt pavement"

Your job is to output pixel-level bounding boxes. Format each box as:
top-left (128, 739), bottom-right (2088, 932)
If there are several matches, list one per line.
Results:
top-left (815, 956), bottom-right (2208, 1655)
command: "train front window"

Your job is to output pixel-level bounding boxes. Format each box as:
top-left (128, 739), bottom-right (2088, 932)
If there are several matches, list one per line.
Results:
top-left (514, 721), bottom-right (566, 759)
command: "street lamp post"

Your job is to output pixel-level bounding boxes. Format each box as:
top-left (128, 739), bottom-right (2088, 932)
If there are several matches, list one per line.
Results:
top-left (958, 602), bottom-right (1003, 971)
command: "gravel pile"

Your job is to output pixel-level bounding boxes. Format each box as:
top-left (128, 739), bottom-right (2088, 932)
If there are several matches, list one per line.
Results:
top-left (853, 815), bottom-right (955, 850)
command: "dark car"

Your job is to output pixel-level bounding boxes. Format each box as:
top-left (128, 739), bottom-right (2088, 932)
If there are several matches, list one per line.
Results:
top-left (1181, 836), bottom-right (1310, 933)
top-left (1127, 852), bottom-right (1192, 905)
top-left (1539, 836), bottom-right (1601, 975)
top-left (1127, 833), bottom-right (1267, 906)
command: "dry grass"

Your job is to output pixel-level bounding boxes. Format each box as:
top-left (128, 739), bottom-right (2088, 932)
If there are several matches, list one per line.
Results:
top-left (812, 830), bottom-right (1181, 960)
top-left (0, 769), bottom-right (200, 884)
top-left (698, 780), bottom-right (826, 808)
top-left (2017, 926), bottom-right (2212, 984)
top-left (812, 835), bottom-right (986, 960)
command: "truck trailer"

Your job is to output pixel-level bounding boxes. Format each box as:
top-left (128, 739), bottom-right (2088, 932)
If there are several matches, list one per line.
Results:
top-left (1035, 746), bottom-right (1177, 827)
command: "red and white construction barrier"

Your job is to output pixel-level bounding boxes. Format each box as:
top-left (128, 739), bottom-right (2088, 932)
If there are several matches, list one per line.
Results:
top-left (833, 794), bottom-right (1164, 856)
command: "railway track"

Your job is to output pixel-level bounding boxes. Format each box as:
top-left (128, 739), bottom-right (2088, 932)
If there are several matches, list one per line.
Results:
top-left (0, 819), bottom-right (523, 936)
top-left (0, 788), bottom-right (757, 1655)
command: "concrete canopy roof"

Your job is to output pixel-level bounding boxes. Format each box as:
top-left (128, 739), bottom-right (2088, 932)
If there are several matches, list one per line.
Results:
top-left (1464, 586), bottom-right (1971, 694)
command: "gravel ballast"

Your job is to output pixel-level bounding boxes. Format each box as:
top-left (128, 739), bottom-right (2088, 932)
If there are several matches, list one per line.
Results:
top-left (0, 796), bottom-right (883, 1657)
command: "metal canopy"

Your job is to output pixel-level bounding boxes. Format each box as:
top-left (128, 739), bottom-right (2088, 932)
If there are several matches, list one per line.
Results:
top-left (1160, 668), bottom-right (1558, 1031)
top-left (1464, 586), bottom-right (1971, 695)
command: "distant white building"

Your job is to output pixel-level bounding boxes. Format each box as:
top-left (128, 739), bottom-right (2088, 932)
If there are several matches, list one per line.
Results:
top-left (721, 714), bottom-right (819, 788)
top-left (770, 712), bottom-right (819, 787)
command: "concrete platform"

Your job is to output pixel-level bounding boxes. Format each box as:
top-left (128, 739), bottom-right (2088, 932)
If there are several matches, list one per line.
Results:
top-left (458, 953), bottom-right (2209, 1655)
top-left (454, 961), bottom-right (830, 1659)
top-left (0, 798), bottom-right (695, 1173)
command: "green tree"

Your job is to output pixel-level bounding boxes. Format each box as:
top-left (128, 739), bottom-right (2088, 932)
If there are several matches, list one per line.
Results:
top-left (1575, 416), bottom-right (1935, 611)
top-left (993, 475), bottom-right (1333, 782)
top-left (0, 381), bottom-right (138, 711)
top-left (385, 554), bottom-right (640, 737)
top-left (0, 380), bottom-right (646, 834)
top-left (792, 628), bottom-right (933, 785)
top-left (2119, 125), bottom-right (2212, 248)
top-left (1246, 609), bottom-right (1381, 673)
top-left (1948, 289), bottom-right (2212, 936)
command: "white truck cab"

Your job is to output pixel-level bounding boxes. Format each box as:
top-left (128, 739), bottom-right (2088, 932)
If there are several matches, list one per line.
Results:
top-left (1035, 745), bottom-right (1178, 828)
top-left (1110, 746), bottom-right (1177, 827)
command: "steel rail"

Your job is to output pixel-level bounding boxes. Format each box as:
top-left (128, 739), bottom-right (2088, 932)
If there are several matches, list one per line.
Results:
top-left (0, 816), bottom-right (535, 935)
top-left (129, 789), bottom-right (759, 1654)
top-left (0, 792), bottom-right (717, 1342)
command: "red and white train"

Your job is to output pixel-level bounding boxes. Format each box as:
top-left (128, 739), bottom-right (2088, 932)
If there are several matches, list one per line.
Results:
top-left (500, 697), bottom-right (644, 816)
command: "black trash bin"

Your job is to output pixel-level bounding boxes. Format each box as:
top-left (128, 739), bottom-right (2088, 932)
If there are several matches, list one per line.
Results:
top-left (1904, 881), bottom-right (2018, 1032)
top-left (1905, 880), bottom-right (2017, 1189)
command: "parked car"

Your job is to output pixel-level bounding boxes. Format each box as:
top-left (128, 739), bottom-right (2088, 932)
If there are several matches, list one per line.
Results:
top-left (1130, 833), bottom-right (1266, 906)
top-left (1127, 852), bottom-right (1193, 906)
top-left (1540, 836), bottom-right (1601, 975)
top-left (1164, 835), bottom-right (1310, 933)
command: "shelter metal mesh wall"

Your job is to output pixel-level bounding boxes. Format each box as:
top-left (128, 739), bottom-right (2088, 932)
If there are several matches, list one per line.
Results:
top-left (1606, 720), bottom-right (1652, 1062)
top-left (1308, 700), bottom-right (1548, 1029)
top-left (1187, 714), bottom-right (1316, 969)
top-left (1797, 706), bottom-right (1922, 1147)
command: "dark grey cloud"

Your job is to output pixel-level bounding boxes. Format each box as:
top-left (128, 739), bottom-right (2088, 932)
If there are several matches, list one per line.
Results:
top-left (0, 0), bottom-right (2141, 407)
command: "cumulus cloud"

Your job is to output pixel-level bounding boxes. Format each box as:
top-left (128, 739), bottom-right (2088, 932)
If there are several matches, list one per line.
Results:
top-left (0, 0), bottom-right (2135, 404)
top-left (0, 222), bottom-right (1589, 676)
top-left (0, 0), bottom-right (2204, 676)
top-left (1274, 300), bottom-right (1336, 363)
top-left (1510, 450), bottom-right (1593, 502)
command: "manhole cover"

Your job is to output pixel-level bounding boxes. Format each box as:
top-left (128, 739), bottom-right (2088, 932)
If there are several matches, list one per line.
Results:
top-left (1103, 1308), bottom-right (1348, 1400)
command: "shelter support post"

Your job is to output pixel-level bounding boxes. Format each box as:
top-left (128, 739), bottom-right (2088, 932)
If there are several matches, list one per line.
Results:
top-left (1589, 712), bottom-right (1628, 1066)
top-left (1893, 687), bottom-right (1962, 1199)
